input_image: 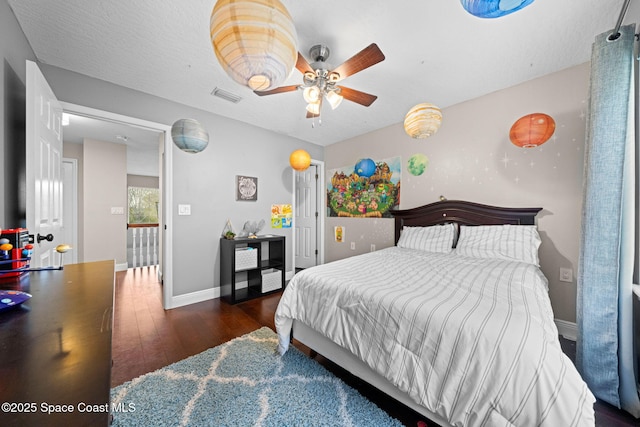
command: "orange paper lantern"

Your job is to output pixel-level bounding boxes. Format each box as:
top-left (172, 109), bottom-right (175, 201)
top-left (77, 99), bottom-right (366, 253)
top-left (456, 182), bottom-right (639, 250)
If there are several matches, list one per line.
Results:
top-left (289, 149), bottom-right (311, 171)
top-left (509, 113), bottom-right (556, 148)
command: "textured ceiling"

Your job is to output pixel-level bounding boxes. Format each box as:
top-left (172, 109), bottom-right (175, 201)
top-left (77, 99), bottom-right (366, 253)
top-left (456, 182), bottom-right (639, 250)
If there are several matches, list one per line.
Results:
top-left (7, 0), bottom-right (639, 147)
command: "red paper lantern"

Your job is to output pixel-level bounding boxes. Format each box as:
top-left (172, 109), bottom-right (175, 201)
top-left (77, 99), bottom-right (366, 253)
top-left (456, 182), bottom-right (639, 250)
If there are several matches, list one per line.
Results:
top-left (509, 113), bottom-right (556, 148)
top-left (289, 149), bottom-right (311, 171)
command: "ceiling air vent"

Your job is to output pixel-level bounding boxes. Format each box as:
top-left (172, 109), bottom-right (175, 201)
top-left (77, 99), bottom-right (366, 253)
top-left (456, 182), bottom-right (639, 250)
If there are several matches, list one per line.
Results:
top-left (211, 87), bottom-right (242, 104)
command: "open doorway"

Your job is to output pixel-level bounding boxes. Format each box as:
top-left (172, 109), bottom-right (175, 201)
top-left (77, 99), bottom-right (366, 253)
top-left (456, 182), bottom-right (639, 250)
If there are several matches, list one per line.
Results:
top-left (60, 102), bottom-right (175, 309)
top-left (61, 111), bottom-right (161, 269)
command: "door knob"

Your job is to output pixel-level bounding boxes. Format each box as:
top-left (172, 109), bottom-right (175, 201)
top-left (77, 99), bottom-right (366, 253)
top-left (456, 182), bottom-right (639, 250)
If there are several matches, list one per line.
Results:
top-left (37, 233), bottom-right (54, 243)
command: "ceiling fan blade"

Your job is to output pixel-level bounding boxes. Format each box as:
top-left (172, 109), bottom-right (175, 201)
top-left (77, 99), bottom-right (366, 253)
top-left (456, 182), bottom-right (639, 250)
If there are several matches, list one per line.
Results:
top-left (331, 43), bottom-right (385, 81)
top-left (337, 86), bottom-right (378, 107)
top-left (306, 111), bottom-right (320, 119)
top-left (254, 85), bottom-right (300, 96)
top-left (296, 52), bottom-right (314, 74)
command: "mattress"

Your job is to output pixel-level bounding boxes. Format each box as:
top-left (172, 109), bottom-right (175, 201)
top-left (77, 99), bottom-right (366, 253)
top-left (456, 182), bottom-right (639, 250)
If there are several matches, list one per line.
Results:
top-left (275, 247), bottom-right (595, 426)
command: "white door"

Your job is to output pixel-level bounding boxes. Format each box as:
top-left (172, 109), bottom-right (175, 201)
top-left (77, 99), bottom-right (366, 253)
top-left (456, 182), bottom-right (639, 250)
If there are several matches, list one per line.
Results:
top-left (295, 164), bottom-right (318, 269)
top-left (26, 60), bottom-right (63, 268)
top-left (61, 158), bottom-right (78, 264)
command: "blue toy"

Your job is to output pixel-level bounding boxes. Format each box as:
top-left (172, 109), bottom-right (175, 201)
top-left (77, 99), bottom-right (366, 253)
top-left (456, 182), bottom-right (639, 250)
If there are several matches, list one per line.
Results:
top-left (0, 290), bottom-right (32, 312)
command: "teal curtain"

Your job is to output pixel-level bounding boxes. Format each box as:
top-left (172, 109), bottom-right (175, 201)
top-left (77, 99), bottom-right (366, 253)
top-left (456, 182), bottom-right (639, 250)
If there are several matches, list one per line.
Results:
top-left (577, 24), bottom-right (640, 417)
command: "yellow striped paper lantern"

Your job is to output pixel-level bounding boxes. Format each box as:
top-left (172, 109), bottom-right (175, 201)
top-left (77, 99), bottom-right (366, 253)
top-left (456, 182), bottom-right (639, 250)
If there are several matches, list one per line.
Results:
top-left (210, 0), bottom-right (298, 91)
top-left (404, 103), bottom-right (442, 139)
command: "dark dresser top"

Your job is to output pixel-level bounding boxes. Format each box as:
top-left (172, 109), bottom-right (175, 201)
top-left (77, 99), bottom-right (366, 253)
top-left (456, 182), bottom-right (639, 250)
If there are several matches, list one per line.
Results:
top-left (0, 260), bottom-right (115, 426)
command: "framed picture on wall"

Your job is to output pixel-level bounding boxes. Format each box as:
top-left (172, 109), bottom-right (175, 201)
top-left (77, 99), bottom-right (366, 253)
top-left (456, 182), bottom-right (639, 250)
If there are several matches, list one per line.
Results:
top-left (236, 175), bottom-right (258, 201)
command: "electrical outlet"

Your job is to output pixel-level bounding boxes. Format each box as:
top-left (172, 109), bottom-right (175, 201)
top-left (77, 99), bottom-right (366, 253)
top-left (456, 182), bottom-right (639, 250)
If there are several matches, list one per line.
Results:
top-left (370, 244), bottom-right (376, 252)
top-left (559, 268), bottom-right (573, 283)
top-left (350, 242), bottom-right (355, 250)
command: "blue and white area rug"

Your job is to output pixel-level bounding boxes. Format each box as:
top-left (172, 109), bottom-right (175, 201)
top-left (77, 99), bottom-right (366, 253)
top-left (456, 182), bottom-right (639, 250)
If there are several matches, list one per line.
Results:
top-left (111, 327), bottom-right (403, 426)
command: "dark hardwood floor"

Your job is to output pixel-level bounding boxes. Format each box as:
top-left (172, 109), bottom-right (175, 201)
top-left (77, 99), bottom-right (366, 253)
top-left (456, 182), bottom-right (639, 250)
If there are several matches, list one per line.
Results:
top-left (111, 267), bottom-right (639, 426)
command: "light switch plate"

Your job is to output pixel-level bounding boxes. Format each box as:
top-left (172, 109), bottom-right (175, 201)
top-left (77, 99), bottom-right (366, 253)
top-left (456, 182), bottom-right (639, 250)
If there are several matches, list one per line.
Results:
top-left (110, 207), bottom-right (124, 215)
top-left (559, 267), bottom-right (573, 283)
top-left (178, 204), bottom-right (191, 215)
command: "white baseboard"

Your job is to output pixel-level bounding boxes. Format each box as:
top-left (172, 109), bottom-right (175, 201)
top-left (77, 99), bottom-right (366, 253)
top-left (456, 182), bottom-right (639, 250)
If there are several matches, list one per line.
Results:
top-left (115, 262), bottom-right (128, 272)
top-left (169, 287), bottom-right (219, 309)
top-left (555, 319), bottom-right (577, 341)
top-left (167, 270), bottom-right (293, 310)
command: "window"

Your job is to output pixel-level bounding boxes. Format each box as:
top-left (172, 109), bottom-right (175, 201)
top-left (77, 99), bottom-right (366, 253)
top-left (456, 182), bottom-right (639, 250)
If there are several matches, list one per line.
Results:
top-left (128, 186), bottom-right (159, 225)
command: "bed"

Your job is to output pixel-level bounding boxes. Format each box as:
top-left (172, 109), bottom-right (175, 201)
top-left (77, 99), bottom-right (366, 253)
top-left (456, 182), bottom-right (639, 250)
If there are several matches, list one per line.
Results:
top-left (275, 200), bottom-right (595, 426)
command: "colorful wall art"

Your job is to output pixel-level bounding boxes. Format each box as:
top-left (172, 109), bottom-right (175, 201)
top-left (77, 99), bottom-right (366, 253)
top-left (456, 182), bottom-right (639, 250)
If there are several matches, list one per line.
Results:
top-left (327, 156), bottom-right (401, 218)
top-left (271, 204), bottom-right (292, 228)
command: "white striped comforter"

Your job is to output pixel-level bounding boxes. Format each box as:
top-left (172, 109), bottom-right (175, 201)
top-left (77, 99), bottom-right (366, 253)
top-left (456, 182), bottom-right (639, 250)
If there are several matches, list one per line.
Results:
top-left (275, 247), bottom-right (595, 426)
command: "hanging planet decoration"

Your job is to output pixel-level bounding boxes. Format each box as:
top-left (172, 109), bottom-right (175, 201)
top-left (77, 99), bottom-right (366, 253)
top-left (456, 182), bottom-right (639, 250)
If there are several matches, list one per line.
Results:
top-left (460, 0), bottom-right (535, 18)
top-left (171, 119), bottom-right (209, 153)
top-left (509, 113), bottom-right (556, 148)
top-left (408, 153), bottom-right (429, 176)
top-left (210, 0), bottom-right (298, 91)
top-left (289, 149), bottom-right (311, 171)
top-left (404, 103), bottom-right (442, 139)
top-left (354, 158), bottom-right (376, 178)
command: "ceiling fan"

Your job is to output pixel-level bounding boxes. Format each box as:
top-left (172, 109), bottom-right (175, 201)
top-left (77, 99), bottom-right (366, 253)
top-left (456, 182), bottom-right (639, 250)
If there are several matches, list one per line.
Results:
top-left (254, 43), bottom-right (385, 119)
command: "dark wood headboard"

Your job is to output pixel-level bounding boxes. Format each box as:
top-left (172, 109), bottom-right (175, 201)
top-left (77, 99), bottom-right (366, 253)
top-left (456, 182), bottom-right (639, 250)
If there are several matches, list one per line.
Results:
top-left (391, 200), bottom-right (542, 244)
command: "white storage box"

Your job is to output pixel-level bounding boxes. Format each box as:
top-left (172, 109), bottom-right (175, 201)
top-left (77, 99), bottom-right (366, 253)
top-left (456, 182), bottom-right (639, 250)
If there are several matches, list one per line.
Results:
top-left (235, 247), bottom-right (258, 271)
top-left (261, 269), bottom-right (282, 292)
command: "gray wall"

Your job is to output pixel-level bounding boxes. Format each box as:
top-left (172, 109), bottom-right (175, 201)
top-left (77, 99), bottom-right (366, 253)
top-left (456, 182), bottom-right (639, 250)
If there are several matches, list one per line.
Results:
top-left (37, 64), bottom-right (323, 298)
top-left (325, 63), bottom-right (590, 323)
top-left (0, 0), bottom-right (36, 228)
top-left (83, 138), bottom-right (128, 266)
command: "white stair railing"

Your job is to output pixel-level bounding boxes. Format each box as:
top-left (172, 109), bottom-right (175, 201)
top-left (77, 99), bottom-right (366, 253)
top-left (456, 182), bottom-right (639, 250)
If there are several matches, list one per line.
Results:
top-left (128, 224), bottom-right (159, 268)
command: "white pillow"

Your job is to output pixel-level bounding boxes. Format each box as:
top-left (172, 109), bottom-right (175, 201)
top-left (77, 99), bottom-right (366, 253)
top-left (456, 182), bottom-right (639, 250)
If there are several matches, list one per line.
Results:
top-left (455, 224), bottom-right (541, 265)
top-left (397, 223), bottom-right (455, 253)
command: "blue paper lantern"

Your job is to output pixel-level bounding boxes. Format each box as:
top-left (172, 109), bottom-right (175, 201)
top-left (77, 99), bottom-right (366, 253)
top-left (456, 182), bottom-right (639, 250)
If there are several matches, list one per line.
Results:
top-left (460, 0), bottom-right (534, 18)
top-left (171, 119), bottom-right (209, 153)
top-left (355, 158), bottom-right (376, 178)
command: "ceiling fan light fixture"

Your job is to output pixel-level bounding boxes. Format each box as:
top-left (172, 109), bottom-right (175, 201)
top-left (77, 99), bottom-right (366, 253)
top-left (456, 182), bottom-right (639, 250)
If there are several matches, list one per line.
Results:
top-left (303, 86), bottom-right (321, 103)
top-left (210, 0), bottom-right (298, 91)
top-left (328, 72), bottom-right (340, 83)
top-left (252, 42), bottom-right (384, 121)
top-left (306, 102), bottom-right (321, 115)
top-left (326, 90), bottom-right (343, 110)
